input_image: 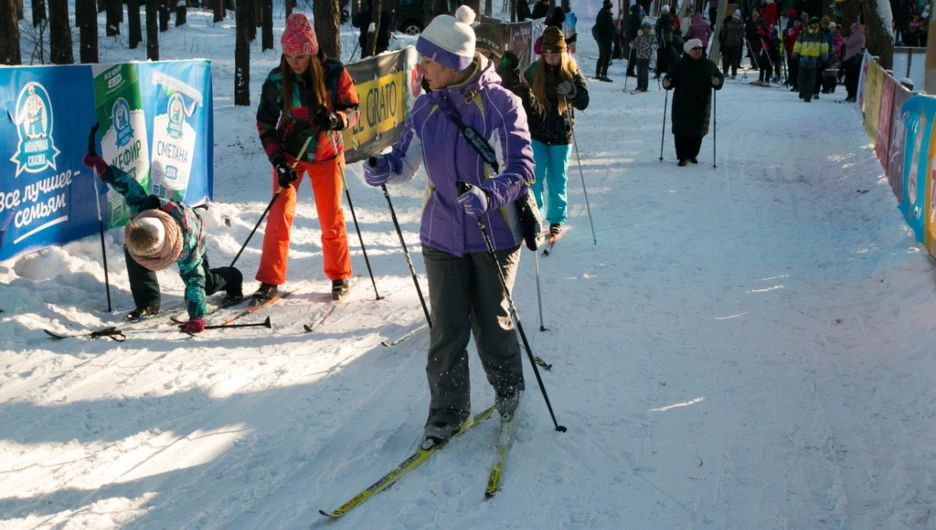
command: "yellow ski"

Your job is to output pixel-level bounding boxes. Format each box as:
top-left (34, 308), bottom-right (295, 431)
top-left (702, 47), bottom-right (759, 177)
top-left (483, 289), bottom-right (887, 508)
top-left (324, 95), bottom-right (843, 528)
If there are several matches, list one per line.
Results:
top-left (485, 414), bottom-right (516, 498)
top-left (319, 406), bottom-right (497, 519)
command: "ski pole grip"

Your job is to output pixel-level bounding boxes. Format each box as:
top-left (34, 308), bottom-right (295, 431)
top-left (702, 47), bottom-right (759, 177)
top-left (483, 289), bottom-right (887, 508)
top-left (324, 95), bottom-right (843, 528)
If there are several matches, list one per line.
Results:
top-left (456, 180), bottom-right (470, 195)
top-left (88, 122), bottom-right (100, 156)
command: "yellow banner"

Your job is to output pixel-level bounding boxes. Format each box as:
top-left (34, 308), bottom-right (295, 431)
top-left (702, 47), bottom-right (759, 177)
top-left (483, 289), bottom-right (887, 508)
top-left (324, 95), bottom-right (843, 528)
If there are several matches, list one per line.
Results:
top-left (341, 69), bottom-right (405, 153)
top-left (863, 60), bottom-right (884, 141)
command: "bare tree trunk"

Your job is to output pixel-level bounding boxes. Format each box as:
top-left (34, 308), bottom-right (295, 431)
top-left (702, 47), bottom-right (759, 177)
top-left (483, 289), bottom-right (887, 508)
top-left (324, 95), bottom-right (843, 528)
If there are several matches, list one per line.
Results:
top-left (313, 0), bottom-right (340, 59)
top-left (484, 0), bottom-right (491, 16)
top-left (261, 0), bottom-right (272, 49)
top-left (245, 0), bottom-right (256, 41)
top-left (253, 0), bottom-right (260, 27)
top-left (212, 0), bottom-right (223, 22)
top-left (367, 0), bottom-right (381, 56)
top-left (31, 0), bottom-right (45, 26)
top-left (128, 0), bottom-right (141, 47)
top-left (510, 0), bottom-right (516, 21)
top-left (76, 0), bottom-right (99, 61)
top-left (159, 0), bottom-right (169, 30)
top-left (863, 0), bottom-right (894, 69)
top-left (470, 0), bottom-right (480, 16)
top-left (0, 0), bottom-right (21, 63)
top-left (147, 0), bottom-right (159, 59)
top-left (49, 0), bottom-right (73, 64)
top-left (106, 0), bottom-right (120, 35)
top-left (285, 0), bottom-right (294, 17)
top-left (841, 0), bottom-right (861, 33)
top-left (176, 3), bottom-right (186, 26)
top-left (235, 0), bottom-right (250, 106)
top-left (16, 0), bottom-right (22, 19)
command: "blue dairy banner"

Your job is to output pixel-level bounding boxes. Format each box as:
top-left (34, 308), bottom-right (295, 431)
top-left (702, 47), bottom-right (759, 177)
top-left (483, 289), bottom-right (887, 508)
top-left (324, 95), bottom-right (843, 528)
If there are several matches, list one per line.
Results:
top-left (0, 60), bottom-right (213, 262)
top-left (0, 64), bottom-right (101, 262)
top-left (899, 94), bottom-right (936, 243)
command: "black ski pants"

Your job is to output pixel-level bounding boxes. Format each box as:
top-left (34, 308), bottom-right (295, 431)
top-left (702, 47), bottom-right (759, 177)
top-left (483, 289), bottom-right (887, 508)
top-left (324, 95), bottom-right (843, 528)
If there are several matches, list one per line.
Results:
top-left (722, 45), bottom-right (742, 77)
top-left (845, 55), bottom-right (860, 99)
top-left (637, 58), bottom-right (650, 90)
top-left (597, 39), bottom-right (613, 78)
top-left (125, 246), bottom-right (241, 309)
top-left (798, 65), bottom-right (818, 102)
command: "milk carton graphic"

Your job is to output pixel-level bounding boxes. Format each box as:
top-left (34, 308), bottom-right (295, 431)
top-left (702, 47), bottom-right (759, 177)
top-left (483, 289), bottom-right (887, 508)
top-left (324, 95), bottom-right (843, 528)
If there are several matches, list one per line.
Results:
top-left (92, 63), bottom-right (150, 228)
top-left (150, 72), bottom-right (201, 203)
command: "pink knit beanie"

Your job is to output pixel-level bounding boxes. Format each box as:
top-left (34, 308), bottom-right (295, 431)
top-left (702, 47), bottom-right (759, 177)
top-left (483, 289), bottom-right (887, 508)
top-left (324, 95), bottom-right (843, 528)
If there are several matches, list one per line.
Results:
top-left (282, 13), bottom-right (319, 55)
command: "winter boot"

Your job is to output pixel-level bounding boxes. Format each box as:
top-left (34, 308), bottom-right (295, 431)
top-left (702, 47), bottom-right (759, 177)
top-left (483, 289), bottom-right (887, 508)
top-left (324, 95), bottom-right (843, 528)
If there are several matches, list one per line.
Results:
top-left (125, 305), bottom-right (160, 321)
top-left (689, 157), bottom-right (699, 164)
top-left (549, 223), bottom-right (563, 237)
top-left (678, 159), bottom-right (689, 166)
top-left (331, 279), bottom-right (350, 301)
top-left (421, 421), bottom-right (464, 449)
top-left (252, 283), bottom-right (278, 305)
top-left (222, 289), bottom-right (244, 306)
top-left (495, 389), bottom-right (523, 420)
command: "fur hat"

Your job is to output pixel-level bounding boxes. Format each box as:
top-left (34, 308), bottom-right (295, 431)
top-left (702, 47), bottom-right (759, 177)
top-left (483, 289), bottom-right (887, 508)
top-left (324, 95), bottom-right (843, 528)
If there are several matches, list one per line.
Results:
top-left (125, 209), bottom-right (183, 272)
top-left (416, 6), bottom-right (477, 72)
top-left (684, 38), bottom-right (703, 53)
top-left (473, 22), bottom-right (503, 58)
top-left (541, 26), bottom-right (567, 54)
top-left (281, 13), bottom-right (318, 56)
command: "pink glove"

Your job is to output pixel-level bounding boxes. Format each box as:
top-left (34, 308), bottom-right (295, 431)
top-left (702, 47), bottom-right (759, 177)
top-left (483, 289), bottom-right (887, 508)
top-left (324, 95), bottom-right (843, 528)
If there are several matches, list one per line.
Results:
top-left (181, 318), bottom-right (206, 334)
top-left (82, 152), bottom-right (108, 176)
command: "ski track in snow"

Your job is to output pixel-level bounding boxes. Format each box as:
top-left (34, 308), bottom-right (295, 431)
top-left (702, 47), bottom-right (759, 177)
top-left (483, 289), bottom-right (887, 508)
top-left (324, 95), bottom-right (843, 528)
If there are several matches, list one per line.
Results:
top-left (3, 5), bottom-right (936, 530)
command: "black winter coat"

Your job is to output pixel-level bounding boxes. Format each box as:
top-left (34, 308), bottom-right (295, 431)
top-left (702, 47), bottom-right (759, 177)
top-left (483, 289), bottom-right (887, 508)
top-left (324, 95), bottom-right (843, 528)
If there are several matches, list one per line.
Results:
top-left (665, 55), bottom-right (724, 137)
top-left (626, 4), bottom-right (642, 41)
top-left (517, 0), bottom-right (532, 21)
top-left (595, 7), bottom-right (616, 43)
top-left (523, 62), bottom-right (589, 145)
top-left (532, 0), bottom-right (551, 19)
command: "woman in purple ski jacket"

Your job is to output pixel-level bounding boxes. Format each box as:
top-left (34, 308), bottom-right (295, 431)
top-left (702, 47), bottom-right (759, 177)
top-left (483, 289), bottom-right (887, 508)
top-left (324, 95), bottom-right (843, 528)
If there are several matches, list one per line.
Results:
top-left (363, 7), bottom-right (535, 448)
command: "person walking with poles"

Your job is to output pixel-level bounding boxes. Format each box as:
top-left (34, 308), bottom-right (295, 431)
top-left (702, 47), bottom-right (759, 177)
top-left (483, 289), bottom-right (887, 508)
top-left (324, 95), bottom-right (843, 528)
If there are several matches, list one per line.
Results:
top-left (253, 13), bottom-right (360, 304)
top-left (361, 7), bottom-right (536, 447)
top-left (524, 28), bottom-right (589, 236)
top-left (662, 38), bottom-right (724, 166)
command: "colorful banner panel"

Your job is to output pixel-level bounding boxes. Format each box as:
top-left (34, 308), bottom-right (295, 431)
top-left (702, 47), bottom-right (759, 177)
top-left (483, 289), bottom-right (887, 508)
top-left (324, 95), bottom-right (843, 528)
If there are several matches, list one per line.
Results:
top-left (875, 74), bottom-right (896, 167)
top-left (887, 83), bottom-right (912, 202)
top-left (862, 58), bottom-right (884, 141)
top-left (0, 60), bottom-right (213, 262)
top-left (898, 95), bottom-right (936, 243)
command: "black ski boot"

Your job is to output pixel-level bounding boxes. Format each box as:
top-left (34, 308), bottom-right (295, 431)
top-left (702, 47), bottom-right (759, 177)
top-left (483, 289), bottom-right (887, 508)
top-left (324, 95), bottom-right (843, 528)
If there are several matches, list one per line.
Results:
top-left (331, 279), bottom-right (350, 301)
top-left (252, 283), bottom-right (278, 305)
top-left (125, 305), bottom-right (159, 321)
top-left (222, 289), bottom-right (244, 306)
top-left (495, 388), bottom-right (523, 421)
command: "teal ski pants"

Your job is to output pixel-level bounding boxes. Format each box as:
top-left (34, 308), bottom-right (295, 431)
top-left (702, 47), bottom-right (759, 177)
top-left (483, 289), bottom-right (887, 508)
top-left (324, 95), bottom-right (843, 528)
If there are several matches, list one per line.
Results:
top-left (530, 140), bottom-right (572, 226)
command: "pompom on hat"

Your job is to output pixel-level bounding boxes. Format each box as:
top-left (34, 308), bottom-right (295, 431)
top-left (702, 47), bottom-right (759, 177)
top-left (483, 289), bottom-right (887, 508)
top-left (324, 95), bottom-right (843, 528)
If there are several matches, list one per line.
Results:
top-left (416, 6), bottom-right (477, 72)
top-left (282, 13), bottom-right (319, 56)
top-left (125, 209), bottom-right (183, 272)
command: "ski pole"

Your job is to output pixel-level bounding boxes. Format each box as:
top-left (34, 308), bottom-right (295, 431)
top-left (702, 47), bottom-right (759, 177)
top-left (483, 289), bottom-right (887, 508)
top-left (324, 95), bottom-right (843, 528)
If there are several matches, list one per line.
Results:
top-left (533, 248), bottom-right (547, 331)
top-left (375, 169), bottom-right (431, 326)
top-left (203, 316), bottom-right (272, 330)
top-left (87, 123), bottom-right (113, 312)
top-left (327, 131), bottom-right (383, 301)
top-left (564, 99), bottom-right (597, 245)
top-left (660, 87), bottom-right (669, 161)
top-left (457, 181), bottom-right (566, 433)
top-left (229, 136), bottom-right (314, 268)
top-left (713, 88), bottom-right (718, 169)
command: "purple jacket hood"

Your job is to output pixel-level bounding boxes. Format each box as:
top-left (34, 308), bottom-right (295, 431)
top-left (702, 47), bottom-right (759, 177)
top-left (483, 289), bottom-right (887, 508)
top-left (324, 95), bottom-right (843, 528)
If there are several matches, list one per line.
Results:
top-left (383, 55), bottom-right (536, 256)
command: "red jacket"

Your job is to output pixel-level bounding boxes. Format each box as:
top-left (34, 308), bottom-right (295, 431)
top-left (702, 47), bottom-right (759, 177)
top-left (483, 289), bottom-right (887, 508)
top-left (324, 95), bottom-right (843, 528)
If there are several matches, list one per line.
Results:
top-left (762, 2), bottom-right (778, 26)
top-left (784, 25), bottom-right (803, 58)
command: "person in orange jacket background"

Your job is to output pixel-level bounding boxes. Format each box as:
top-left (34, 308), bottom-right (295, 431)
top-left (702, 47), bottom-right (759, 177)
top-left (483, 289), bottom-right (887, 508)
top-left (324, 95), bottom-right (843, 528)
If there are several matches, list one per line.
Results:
top-left (254, 13), bottom-right (360, 303)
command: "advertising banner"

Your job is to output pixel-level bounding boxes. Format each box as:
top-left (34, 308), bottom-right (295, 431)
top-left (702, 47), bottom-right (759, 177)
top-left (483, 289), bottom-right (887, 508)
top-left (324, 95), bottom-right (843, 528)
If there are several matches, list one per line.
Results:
top-left (0, 60), bottom-right (213, 262)
top-left (342, 47), bottom-right (420, 164)
top-left (887, 82), bottom-right (912, 201)
top-left (875, 74), bottom-right (896, 167)
top-left (863, 58), bottom-right (884, 141)
top-left (898, 94), bottom-right (936, 243)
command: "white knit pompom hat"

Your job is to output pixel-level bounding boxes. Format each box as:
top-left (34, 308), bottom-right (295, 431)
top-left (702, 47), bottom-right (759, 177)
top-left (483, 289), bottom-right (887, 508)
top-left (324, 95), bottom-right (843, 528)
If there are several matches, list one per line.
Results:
top-left (416, 6), bottom-right (477, 72)
top-left (684, 38), bottom-right (703, 53)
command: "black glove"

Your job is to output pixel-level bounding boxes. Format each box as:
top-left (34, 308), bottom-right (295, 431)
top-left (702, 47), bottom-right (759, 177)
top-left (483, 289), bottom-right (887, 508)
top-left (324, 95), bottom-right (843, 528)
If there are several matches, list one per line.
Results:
top-left (312, 109), bottom-right (342, 131)
top-left (275, 160), bottom-right (299, 189)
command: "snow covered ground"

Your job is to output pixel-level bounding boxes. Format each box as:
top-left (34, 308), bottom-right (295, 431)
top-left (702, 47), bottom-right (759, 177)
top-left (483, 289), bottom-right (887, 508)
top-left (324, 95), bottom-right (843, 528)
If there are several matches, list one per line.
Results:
top-left (3, 5), bottom-right (936, 530)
